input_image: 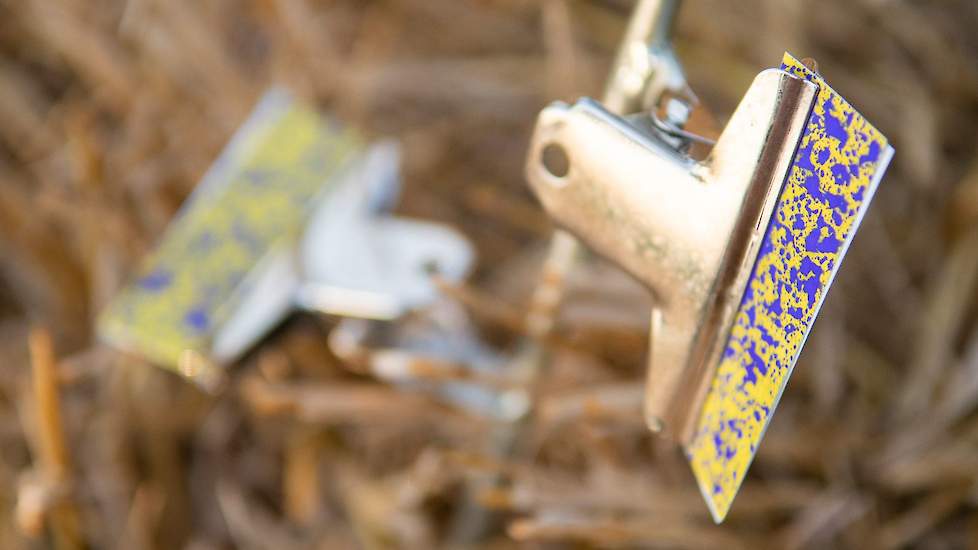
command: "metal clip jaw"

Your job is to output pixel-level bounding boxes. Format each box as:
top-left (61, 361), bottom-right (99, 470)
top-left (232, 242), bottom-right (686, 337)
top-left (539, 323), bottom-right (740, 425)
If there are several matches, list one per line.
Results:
top-left (525, 69), bottom-right (817, 442)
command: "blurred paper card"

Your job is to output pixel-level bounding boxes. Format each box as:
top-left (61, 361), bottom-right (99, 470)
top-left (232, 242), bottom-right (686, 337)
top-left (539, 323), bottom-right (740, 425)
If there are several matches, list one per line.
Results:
top-left (98, 90), bottom-right (364, 387)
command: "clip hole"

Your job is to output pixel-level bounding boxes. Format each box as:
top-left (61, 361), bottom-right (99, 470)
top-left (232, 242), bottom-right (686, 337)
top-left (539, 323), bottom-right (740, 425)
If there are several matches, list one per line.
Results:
top-left (422, 258), bottom-right (441, 275)
top-left (541, 143), bottom-right (570, 180)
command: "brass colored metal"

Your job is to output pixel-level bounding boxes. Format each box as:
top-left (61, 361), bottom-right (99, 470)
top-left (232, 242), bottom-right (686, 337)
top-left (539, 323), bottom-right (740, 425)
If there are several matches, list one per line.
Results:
top-left (525, 69), bottom-right (817, 441)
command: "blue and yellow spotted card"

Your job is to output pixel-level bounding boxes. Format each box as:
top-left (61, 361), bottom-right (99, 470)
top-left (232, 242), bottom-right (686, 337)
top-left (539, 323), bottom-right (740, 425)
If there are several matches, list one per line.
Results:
top-left (98, 90), bottom-right (364, 382)
top-left (686, 53), bottom-right (894, 522)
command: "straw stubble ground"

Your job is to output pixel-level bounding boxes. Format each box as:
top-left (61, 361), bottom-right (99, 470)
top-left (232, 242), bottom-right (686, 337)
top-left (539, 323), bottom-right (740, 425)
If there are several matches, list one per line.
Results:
top-left (0, 0), bottom-right (976, 548)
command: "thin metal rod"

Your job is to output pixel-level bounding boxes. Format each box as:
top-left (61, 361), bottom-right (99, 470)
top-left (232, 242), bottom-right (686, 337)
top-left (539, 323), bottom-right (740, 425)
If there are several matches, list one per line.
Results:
top-left (448, 2), bottom-right (684, 540)
top-left (604, 0), bottom-right (683, 114)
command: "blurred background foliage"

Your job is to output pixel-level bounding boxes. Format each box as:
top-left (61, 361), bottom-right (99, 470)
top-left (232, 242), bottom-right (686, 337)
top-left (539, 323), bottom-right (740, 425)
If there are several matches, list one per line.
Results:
top-left (1, 0), bottom-right (977, 548)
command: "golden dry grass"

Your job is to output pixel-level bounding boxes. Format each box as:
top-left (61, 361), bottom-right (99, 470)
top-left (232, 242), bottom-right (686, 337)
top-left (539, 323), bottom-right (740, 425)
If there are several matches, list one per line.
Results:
top-left (0, 0), bottom-right (976, 548)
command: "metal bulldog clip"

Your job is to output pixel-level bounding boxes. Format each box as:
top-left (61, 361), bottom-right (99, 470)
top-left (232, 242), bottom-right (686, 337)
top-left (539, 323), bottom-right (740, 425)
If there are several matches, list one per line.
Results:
top-left (98, 89), bottom-right (473, 391)
top-left (525, 0), bottom-right (894, 521)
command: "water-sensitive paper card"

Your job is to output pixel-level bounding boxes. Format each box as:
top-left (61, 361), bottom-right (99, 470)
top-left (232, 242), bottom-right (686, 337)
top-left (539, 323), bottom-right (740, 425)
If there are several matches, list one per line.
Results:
top-left (98, 90), bottom-right (364, 386)
top-left (686, 53), bottom-right (894, 522)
